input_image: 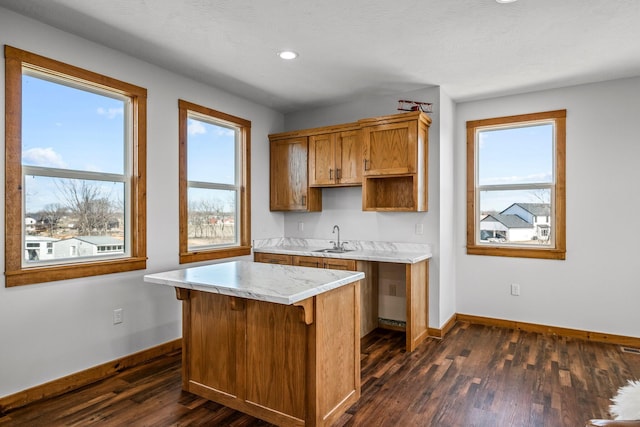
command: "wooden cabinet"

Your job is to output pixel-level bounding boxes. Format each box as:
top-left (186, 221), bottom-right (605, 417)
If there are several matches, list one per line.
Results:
top-left (269, 137), bottom-right (321, 211)
top-left (255, 252), bottom-right (428, 351)
top-left (178, 283), bottom-right (360, 426)
top-left (360, 112), bottom-right (431, 211)
top-left (268, 111), bottom-right (431, 212)
top-left (257, 253), bottom-right (377, 338)
top-left (308, 130), bottom-right (362, 187)
top-left (292, 255), bottom-right (356, 270)
top-left (254, 252), bottom-right (292, 265)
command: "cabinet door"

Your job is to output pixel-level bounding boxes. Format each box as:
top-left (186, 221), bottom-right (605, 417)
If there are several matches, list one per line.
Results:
top-left (309, 133), bottom-right (336, 186)
top-left (254, 252), bottom-right (292, 265)
top-left (292, 255), bottom-right (323, 268)
top-left (270, 137), bottom-right (321, 211)
top-left (336, 130), bottom-right (362, 185)
top-left (322, 258), bottom-right (357, 271)
top-left (362, 120), bottom-right (417, 176)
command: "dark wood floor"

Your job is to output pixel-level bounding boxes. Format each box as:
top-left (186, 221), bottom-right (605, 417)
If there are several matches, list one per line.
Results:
top-left (2, 322), bottom-right (640, 427)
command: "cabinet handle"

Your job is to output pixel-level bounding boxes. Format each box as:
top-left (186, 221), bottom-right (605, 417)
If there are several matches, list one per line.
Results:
top-left (302, 195), bottom-right (306, 206)
top-left (337, 168), bottom-right (341, 180)
top-left (364, 159), bottom-right (369, 171)
top-left (329, 168), bottom-right (334, 180)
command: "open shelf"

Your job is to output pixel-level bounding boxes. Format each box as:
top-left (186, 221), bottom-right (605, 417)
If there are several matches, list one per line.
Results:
top-left (363, 175), bottom-right (421, 211)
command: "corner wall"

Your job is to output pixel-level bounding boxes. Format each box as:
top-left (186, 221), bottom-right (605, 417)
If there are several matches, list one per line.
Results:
top-left (455, 76), bottom-right (640, 337)
top-left (283, 87), bottom-right (447, 328)
top-left (0, 7), bottom-right (284, 398)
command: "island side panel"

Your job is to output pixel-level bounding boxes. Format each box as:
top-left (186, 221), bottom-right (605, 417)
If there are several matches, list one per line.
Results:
top-left (311, 280), bottom-right (361, 426)
top-left (406, 259), bottom-right (429, 352)
top-left (244, 299), bottom-right (307, 426)
top-left (184, 291), bottom-right (246, 407)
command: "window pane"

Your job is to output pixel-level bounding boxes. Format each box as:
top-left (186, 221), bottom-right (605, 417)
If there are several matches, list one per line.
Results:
top-left (187, 117), bottom-right (236, 185)
top-left (24, 176), bottom-right (126, 264)
top-left (479, 189), bottom-right (552, 246)
top-left (478, 123), bottom-right (553, 186)
top-left (22, 74), bottom-right (126, 175)
top-left (187, 187), bottom-right (237, 249)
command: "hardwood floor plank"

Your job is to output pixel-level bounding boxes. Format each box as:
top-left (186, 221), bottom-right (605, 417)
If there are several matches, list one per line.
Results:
top-left (2, 322), bottom-right (640, 426)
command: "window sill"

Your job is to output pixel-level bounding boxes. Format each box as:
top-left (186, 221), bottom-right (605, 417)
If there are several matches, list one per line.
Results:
top-left (179, 246), bottom-right (252, 264)
top-left (5, 257), bottom-right (148, 287)
top-left (466, 245), bottom-right (566, 260)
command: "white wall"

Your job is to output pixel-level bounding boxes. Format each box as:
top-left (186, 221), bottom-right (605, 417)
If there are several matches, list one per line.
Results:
top-left (0, 8), bottom-right (284, 398)
top-left (455, 76), bottom-right (640, 337)
top-left (282, 87), bottom-right (446, 328)
top-left (438, 90), bottom-right (456, 327)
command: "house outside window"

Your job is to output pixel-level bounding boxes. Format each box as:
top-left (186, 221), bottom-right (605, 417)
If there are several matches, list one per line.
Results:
top-left (4, 46), bottom-right (147, 286)
top-left (178, 100), bottom-right (251, 263)
top-left (466, 110), bottom-right (566, 260)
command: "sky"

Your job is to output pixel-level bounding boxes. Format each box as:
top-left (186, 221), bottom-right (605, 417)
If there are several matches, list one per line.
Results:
top-left (477, 123), bottom-right (554, 212)
top-left (21, 73), bottom-right (237, 214)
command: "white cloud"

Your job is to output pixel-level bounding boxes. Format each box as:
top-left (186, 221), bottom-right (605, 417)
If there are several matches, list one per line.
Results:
top-left (216, 127), bottom-right (235, 137)
top-left (22, 147), bottom-right (67, 168)
top-left (188, 120), bottom-right (207, 136)
top-left (97, 107), bottom-right (124, 119)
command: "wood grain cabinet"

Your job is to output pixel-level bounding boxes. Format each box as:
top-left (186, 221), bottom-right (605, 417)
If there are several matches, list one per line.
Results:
top-left (269, 137), bottom-right (322, 211)
top-left (359, 112), bottom-right (431, 211)
top-left (308, 130), bottom-right (362, 187)
top-left (255, 251), bottom-right (429, 352)
top-left (178, 283), bottom-right (360, 426)
top-left (268, 111), bottom-right (431, 212)
top-left (257, 253), bottom-right (378, 339)
top-left (253, 252), bottom-right (293, 265)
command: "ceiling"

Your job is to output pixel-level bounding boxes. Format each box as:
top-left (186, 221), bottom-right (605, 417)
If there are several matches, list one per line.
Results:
top-left (1, 0), bottom-right (640, 113)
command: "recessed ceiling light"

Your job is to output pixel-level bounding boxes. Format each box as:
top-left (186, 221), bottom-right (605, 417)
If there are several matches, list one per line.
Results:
top-left (496, 0), bottom-right (518, 3)
top-left (277, 50), bottom-right (298, 60)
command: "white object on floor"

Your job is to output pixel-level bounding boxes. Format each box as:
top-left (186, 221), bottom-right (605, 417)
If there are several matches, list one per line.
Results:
top-left (610, 379), bottom-right (640, 420)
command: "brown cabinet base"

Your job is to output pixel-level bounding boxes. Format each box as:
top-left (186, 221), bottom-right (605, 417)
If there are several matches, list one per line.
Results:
top-left (176, 282), bottom-right (361, 427)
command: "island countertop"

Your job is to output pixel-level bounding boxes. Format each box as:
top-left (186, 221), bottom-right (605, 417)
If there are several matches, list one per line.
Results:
top-left (144, 260), bottom-right (364, 305)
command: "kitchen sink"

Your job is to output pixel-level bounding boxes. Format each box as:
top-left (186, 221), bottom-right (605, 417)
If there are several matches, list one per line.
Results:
top-left (313, 248), bottom-right (354, 254)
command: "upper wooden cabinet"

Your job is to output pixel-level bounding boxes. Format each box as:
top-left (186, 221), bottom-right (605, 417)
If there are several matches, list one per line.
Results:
top-left (269, 137), bottom-right (321, 211)
top-left (309, 130), bottom-right (362, 187)
top-left (360, 112), bottom-right (430, 176)
top-left (268, 111), bottom-right (431, 212)
top-left (360, 112), bottom-right (431, 211)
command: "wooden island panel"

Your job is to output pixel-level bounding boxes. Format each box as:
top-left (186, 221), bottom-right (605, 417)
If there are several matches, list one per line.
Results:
top-left (177, 281), bottom-right (360, 427)
top-left (406, 259), bottom-right (429, 352)
top-left (245, 299), bottom-right (307, 424)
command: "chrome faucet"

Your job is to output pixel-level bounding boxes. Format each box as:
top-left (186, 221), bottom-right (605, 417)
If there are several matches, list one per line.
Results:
top-left (331, 225), bottom-right (341, 250)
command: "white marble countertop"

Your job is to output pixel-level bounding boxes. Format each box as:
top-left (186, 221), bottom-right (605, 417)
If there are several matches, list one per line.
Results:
top-left (144, 260), bottom-right (364, 305)
top-left (253, 238), bottom-right (432, 264)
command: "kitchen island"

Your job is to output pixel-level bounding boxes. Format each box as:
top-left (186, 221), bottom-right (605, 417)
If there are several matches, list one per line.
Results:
top-left (144, 260), bottom-right (364, 427)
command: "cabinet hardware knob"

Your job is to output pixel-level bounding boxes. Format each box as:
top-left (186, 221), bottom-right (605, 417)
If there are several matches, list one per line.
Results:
top-left (329, 169), bottom-right (333, 180)
top-left (302, 195), bottom-right (306, 205)
top-left (364, 159), bottom-right (369, 170)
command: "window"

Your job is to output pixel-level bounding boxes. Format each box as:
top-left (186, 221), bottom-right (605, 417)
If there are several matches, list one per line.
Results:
top-left (178, 100), bottom-right (251, 263)
top-left (466, 110), bottom-right (566, 260)
top-left (5, 46), bottom-right (147, 286)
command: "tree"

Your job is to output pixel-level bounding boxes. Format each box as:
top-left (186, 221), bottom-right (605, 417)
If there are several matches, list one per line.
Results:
top-left (56, 179), bottom-right (118, 236)
top-left (39, 203), bottom-right (68, 237)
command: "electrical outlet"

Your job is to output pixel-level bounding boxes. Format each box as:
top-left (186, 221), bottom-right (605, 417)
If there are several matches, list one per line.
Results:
top-left (415, 224), bottom-right (424, 235)
top-left (298, 222), bottom-right (304, 231)
top-left (510, 284), bottom-right (520, 296)
top-left (113, 308), bottom-right (123, 324)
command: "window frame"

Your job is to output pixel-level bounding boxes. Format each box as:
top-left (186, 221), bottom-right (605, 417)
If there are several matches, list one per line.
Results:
top-left (178, 99), bottom-right (251, 264)
top-left (4, 46), bottom-right (147, 286)
top-left (466, 110), bottom-right (566, 260)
